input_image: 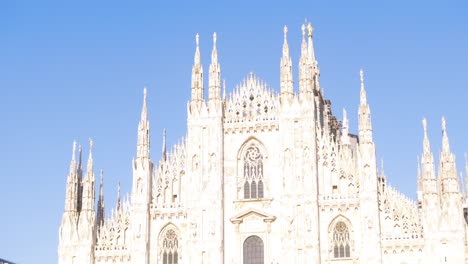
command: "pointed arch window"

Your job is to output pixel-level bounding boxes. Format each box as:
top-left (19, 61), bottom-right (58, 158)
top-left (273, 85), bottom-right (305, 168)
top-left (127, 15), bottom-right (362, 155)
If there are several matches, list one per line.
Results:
top-left (243, 235), bottom-right (264, 264)
top-left (332, 221), bottom-right (351, 258)
top-left (243, 145), bottom-right (264, 199)
top-left (161, 228), bottom-right (179, 264)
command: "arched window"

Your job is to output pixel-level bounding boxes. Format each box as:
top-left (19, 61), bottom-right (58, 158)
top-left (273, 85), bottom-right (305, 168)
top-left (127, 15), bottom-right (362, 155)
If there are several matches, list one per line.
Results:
top-left (161, 228), bottom-right (179, 264)
top-left (243, 235), bottom-right (264, 264)
top-left (332, 222), bottom-right (351, 258)
top-left (243, 146), bottom-right (264, 199)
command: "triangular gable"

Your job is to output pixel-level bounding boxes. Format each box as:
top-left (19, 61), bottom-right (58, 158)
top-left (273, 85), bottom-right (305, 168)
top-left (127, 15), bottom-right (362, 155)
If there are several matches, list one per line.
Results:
top-left (230, 208), bottom-right (276, 224)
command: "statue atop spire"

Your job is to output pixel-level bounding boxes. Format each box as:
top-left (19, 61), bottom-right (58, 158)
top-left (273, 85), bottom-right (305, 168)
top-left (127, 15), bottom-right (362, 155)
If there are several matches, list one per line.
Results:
top-left (162, 128), bottom-right (167, 162)
top-left (358, 69), bottom-right (373, 143)
top-left (209, 32), bottom-right (221, 103)
top-left (97, 169), bottom-right (105, 229)
top-left (282, 25), bottom-right (290, 58)
top-left (191, 33), bottom-right (204, 106)
top-left (307, 23), bottom-right (313, 37)
top-left (86, 138), bottom-right (94, 172)
top-left (299, 23), bottom-right (310, 96)
top-left (441, 116), bottom-right (451, 154)
top-left (211, 32), bottom-right (218, 63)
top-left (116, 181), bottom-right (121, 212)
top-left (307, 22), bottom-right (316, 64)
top-left (141, 87), bottom-right (148, 121)
top-left (136, 88), bottom-right (150, 160)
top-left (422, 118), bottom-right (431, 155)
top-left (280, 25), bottom-right (293, 98)
top-left (194, 33), bottom-right (200, 65)
top-left (360, 69), bottom-right (367, 105)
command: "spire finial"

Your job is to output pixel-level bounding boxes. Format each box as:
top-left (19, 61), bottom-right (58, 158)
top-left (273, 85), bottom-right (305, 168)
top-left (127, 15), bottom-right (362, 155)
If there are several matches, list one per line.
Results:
top-left (78, 144), bottom-right (82, 159)
top-left (72, 140), bottom-right (77, 161)
top-left (86, 138), bottom-right (94, 171)
top-left (442, 116), bottom-right (446, 133)
top-left (194, 33), bottom-right (201, 65)
top-left (301, 24), bottom-right (306, 40)
top-left (283, 25), bottom-right (288, 40)
top-left (359, 69), bottom-right (367, 104)
top-left (360, 68), bottom-right (365, 89)
top-left (89, 138), bottom-right (94, 153)
top-left (422, 117), bottom-right (428, 135)
top-left (100, 169), bottom-right (104, 188)
top-left (141, 87), bottom-right (148, 121)
top-left (307, 23), bottom-right (313, 37)
top-left (442, 116), bottom-right (450, 153)
top-left (422, 117), bottom-right (432, 155)
top-left (211, 32), bottom-right (218, 63)
top-left (162, 128), bottom-right (167, 161)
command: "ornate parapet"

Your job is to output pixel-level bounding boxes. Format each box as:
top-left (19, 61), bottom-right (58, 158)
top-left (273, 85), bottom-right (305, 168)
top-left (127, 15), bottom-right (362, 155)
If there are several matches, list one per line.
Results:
top-left (224, 73), bottom-right (279, 128)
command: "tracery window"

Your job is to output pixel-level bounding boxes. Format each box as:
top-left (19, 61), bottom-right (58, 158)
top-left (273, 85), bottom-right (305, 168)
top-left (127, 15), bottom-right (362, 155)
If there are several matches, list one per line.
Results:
top-left (243, 146), bottom-right (264, 199)
top-left (161, 229), bottom-right (179, 264)
top-left (332, 222), bottom-right (351, 258)
top-left (243, 235), bottom-right (264, 264)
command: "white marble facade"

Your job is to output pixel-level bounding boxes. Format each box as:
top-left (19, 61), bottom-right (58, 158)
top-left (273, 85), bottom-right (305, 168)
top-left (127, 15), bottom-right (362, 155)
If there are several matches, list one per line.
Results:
top-left (58, 24), bottom-right (468, 264)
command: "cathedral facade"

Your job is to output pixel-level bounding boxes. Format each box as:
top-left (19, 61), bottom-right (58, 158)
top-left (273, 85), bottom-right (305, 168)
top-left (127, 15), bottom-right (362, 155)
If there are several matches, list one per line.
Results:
top-left (58, 24), bottom-right (468, 264)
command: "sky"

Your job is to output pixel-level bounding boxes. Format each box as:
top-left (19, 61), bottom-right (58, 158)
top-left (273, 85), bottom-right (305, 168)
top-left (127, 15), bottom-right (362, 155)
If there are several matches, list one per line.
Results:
top-left (0, 1), bottom-right (467, 263)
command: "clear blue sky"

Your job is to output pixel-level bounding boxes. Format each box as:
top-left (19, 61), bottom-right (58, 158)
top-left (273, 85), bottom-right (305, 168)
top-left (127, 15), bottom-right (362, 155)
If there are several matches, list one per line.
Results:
top-left (1, 1), bottom-right (467, 263)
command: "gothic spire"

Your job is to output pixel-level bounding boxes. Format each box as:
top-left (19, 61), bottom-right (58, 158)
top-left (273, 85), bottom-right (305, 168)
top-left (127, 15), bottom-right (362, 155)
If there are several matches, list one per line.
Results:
top-left (422, 118), bottom-right (431, 155)
top-left (191, 33), bottom-right (204, 105)
top-left (64, 141), bottom-right (78, 212)
top-left (81, 139), bottom-right (95, 212)
top-left (162, 128), bottom-right (167, 162)
top-left (358, 69), bottom-right (373, 143)
top-left (69, 140), bottom-right (77, 174)
top-left (307, 23), bottom-right (316, 63)
top-left (195, 33), bottom-right (200, 65)
top-left (421, 118), bottom-right (435, 180)
top-left (360, 69), bottom-right (367, 105)
top-left (141, 87), bottom-right (147, 122)
top-left (300, 24), bottom-right (307, 60)
top-left (77, 144), bottom-right (83, 179)
top-left (136, 88), bottom-right (150, 160)
top-left (86, 138), bottom-right (94, 173)
top-left (299, 23), bottom-right (310, 96)
top-left (211, 32), bottom-right (218, 64)
top-left (280, 25), bottom-right (293, 98)
top-left (439, 117), bottom-right (457, 182)
top-left (97, 169), bottom-right (105, 229)
top-left (76, 144), bottom-right (83, 212)
top-left (441, 116), bottom-right (451, 154)
top-left (209, 32), bottom-right (221, 102)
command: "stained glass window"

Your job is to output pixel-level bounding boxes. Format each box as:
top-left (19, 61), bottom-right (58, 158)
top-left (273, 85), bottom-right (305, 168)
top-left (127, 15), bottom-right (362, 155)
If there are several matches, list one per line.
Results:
top-left (162, 229), bottom-right (179, 264)
top-left (332, 222), bottom-right (351, 258)
top-left (243, 146), bottom-right (264, 199)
